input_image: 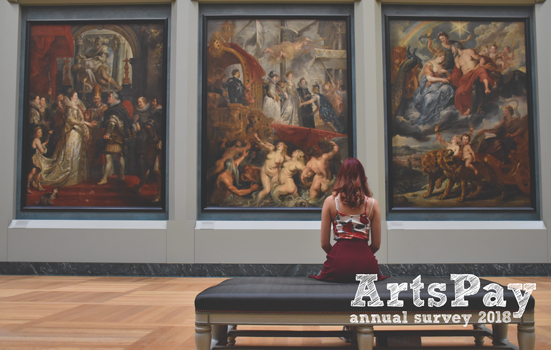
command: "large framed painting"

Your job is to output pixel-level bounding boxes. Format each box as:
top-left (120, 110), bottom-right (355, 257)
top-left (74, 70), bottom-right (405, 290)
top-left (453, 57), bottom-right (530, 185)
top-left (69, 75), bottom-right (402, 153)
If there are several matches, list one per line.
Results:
top-left (383, 6), bottom-right (538, 219)
top-left (18, 6), bottom-right (170, 219)
top-left (200, 4), bottom-right (355, 215)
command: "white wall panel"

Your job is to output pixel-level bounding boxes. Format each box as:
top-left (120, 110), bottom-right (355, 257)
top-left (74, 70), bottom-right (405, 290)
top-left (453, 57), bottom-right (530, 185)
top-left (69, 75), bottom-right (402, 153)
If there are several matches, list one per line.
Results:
top-left (387, 221), bottom-right (547, 263)
top-left (0, 0), bottom-right (20, 261)
top-left (165, 0), bottom-right (197, 263)
top-left (535, 2), bottom-right (551, 262)
top-left (0, 0), bottom-right (550, 266)
top-left (195, 221), bottom-right (324, 264)
top-left (7, 221), bottom-right (167, 263)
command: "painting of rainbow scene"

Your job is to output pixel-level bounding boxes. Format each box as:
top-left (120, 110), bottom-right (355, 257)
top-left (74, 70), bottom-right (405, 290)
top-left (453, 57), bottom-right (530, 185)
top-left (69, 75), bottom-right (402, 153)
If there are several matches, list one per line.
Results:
top-left (23, 21), bottom-right (167, 210)
top-left (203, 18), bottom-right (352, 209)
top-left (387, 18), bottom-right (535, 209)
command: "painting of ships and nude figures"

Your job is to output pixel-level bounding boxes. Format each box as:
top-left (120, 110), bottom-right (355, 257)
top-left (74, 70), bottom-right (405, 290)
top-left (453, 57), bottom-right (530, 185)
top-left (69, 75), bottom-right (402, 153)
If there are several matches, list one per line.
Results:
top-left (388, 19), bottom-right (534, 209)
top-left (203, 19), bottom-right (351, 209)
top-left (24, 22), bottom-right (166, 209)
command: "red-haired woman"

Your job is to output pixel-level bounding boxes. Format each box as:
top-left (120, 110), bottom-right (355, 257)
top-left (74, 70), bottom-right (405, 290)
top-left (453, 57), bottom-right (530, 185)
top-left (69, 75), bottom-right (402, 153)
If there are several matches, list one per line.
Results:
top-left (310, 158), bottom-right (386, 282)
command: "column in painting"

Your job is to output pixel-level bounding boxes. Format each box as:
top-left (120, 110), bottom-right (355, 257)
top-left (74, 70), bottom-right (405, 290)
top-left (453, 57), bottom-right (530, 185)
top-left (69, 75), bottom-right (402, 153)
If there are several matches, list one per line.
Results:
top-left (334, 22), bottom-right (346, 85)
top-left (128, 33), bottom-right (149, 101)
top-left (122, 57), bottom-right (141, 103)
top-left (120, 42), bottom-right (133, 99)
top-left (62, 58), bottom-right (73, 93)
top-left (111, 34), bottom-right (125, 89)
top-left (72, 35), bottom-right (84, 91)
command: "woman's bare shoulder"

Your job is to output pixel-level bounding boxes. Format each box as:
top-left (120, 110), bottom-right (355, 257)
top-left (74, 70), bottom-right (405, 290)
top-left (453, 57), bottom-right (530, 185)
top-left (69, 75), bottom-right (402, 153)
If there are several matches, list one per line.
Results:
top-left (372, 198), bottom-right (382, 214)
top-left (369, 196), bottom-right (379, 203)
top-left (323, 195), bottom-right (336, 207)
top-left (367, 196), bottom-right (380, 207)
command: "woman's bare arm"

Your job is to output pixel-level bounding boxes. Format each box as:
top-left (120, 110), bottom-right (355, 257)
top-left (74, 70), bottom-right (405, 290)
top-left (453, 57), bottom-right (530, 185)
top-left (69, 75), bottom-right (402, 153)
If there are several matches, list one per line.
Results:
top-left (33, 138), bottom-right (46, 154)
top-left (424, 62), bottom-right (449, 83)
top-left (320, 196), bottom-right (334, 254)
top-left (479, 118), bottom-right (505, 135)
top-left (234, 149), bottom-right (249, 168)
top-left (369, 199), bottom-right (381, 253)
top-left (299, 98), bottom-right (315, 107)
top-left (254, 133), bottom-right (274, 151)
top-left (436, 132), bottom-right (449, 147)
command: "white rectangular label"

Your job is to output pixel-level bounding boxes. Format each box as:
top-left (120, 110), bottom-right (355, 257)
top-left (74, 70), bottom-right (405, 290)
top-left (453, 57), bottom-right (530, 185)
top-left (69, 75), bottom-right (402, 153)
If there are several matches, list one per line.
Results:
top-left (199, 221), bottom-right (215, 230)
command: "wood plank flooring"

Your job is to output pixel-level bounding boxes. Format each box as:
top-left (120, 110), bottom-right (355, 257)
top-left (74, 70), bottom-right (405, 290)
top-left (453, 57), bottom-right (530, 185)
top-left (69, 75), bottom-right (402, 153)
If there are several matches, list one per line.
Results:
top-left (0, 275), bottom-right (549, 349)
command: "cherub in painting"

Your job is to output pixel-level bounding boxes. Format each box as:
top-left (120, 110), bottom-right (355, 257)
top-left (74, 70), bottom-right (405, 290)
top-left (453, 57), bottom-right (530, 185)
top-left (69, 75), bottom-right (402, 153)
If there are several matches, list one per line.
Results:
top-left (263, 37), bottom-right (314, 65)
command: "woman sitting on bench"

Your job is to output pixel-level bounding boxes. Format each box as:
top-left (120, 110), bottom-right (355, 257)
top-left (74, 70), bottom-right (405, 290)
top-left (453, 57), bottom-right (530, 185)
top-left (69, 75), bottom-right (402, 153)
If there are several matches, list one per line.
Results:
top-left (309, 158), bottom-right (387, 282)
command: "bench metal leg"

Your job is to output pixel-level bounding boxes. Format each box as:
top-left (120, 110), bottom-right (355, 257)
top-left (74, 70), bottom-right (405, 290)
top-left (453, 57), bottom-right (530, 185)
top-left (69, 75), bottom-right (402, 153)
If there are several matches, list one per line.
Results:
top-left (227, 325), bottom-right (237, 346)
top-left (492, 323), bottom-right (508, 345)
top-left (212, 324), bottom-right (228, 346)
top-left (473, 324), bottom-right (485, 345)
top-left (195, 322), bottom-right (212, 350)
top-left (357, 325), bottom-right (374, 350)
top-left (518, 323), bottom-right (535, 350)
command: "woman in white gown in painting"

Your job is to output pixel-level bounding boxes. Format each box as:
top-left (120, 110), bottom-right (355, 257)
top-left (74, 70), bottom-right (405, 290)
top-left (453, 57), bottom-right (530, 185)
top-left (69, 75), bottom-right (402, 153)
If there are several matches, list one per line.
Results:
top-left (280, 71), bottom-right (300, 126)
top-left (35, 90), bottom-right (95, 187)
top-left (263, 71), bottom-right (282, 124)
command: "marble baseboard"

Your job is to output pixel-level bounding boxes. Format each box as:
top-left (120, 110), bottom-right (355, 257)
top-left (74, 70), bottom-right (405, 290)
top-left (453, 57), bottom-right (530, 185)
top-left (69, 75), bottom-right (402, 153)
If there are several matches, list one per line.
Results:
top-left (1, 262), bottom-right (551, 277)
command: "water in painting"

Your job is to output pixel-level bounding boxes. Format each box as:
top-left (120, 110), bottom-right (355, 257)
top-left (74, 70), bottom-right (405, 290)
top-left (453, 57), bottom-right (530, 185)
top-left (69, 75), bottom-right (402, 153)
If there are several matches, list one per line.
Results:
top-left (204, 19), bottom-right (351, 209)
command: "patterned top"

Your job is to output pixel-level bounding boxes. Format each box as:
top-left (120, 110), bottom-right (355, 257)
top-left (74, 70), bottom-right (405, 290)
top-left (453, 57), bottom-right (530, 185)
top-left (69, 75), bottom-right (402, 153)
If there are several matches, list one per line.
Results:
top-left (333, 195), bottom-right (374, 241)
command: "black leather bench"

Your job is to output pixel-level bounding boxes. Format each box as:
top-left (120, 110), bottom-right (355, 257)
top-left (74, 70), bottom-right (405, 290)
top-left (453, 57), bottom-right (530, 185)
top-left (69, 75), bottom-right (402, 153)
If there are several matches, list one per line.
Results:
top-left (195, 276), bottom-right (535, 350)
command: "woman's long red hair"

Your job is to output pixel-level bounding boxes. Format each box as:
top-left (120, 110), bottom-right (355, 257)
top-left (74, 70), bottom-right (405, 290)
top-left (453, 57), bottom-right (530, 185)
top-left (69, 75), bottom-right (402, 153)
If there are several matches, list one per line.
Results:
top-left (332, 158), bottom-right (372, 208)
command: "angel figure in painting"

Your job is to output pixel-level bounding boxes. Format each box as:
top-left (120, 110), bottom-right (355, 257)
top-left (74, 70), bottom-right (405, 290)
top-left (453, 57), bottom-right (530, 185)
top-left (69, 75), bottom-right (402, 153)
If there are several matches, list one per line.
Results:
top-left (263, 36), bottom-right (314, 65)
top-left (461, 133), bottom-right (478, 175)
top-left (435, 127), bottom-right (461, 157)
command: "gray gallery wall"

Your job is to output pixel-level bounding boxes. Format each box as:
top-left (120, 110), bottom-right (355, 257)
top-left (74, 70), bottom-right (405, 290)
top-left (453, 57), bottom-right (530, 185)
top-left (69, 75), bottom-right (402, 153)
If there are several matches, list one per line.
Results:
top-left (0, 0), bottom-right (549, 267)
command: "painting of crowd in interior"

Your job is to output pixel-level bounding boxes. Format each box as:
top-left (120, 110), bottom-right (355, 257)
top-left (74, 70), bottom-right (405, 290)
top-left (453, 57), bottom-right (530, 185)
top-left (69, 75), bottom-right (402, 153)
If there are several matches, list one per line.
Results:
top-left (24, 22), bottom-right (166, 209)
top-left (204, 19), bottom-right (352, 208)
top-left (388, 19), bottom-right (534, 209)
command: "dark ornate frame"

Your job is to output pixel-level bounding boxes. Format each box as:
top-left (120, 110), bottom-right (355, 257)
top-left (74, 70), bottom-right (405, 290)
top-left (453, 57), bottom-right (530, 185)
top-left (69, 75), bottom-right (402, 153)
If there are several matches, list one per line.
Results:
top-left (382, 5), bottom-right (539, 220)
top-left (198, 4), bottom-right (356, 220)
top-left (17, 5), bottom-right (171, 220)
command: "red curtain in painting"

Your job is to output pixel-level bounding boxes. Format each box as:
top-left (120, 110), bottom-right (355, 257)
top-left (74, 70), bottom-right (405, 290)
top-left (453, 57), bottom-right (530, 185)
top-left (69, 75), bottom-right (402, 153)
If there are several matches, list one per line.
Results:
top-left (272, 124), bottom-right (347, 153)
top-left (228, 43), bottom-right (265, 83)
top-left (209, 43), bottom-right (266, 84)
top-left (30, 25), bottom-right (74, 99)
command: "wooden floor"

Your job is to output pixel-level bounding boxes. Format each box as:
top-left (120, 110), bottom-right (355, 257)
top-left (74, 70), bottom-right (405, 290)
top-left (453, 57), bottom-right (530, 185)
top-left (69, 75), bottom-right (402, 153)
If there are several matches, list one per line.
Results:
top-left (0, 275), bottom-right (549, 349)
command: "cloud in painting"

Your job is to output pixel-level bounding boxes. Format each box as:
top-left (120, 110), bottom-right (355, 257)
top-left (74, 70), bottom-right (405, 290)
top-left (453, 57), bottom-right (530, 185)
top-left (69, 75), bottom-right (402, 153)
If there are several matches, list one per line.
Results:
top-left (393, 95), bottom-right (528, 143)
top-left (474, 22), bottom-right (526, 68)
top-left (230, 19), bottom-right (344, 86)
top-left (388, 21), bottom-right (529, 143)
top-left (389, 22), bottom-right (408, 48)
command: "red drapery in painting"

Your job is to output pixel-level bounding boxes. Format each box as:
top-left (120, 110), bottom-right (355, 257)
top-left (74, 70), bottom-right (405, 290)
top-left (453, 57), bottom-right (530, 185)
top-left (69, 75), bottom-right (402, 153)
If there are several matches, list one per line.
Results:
top-left (30, 25), bottom-right (74, 99)
top-left (227, 43), bottom-right (265, 83)
top-left (271, 124), bottom-right (347, 153)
